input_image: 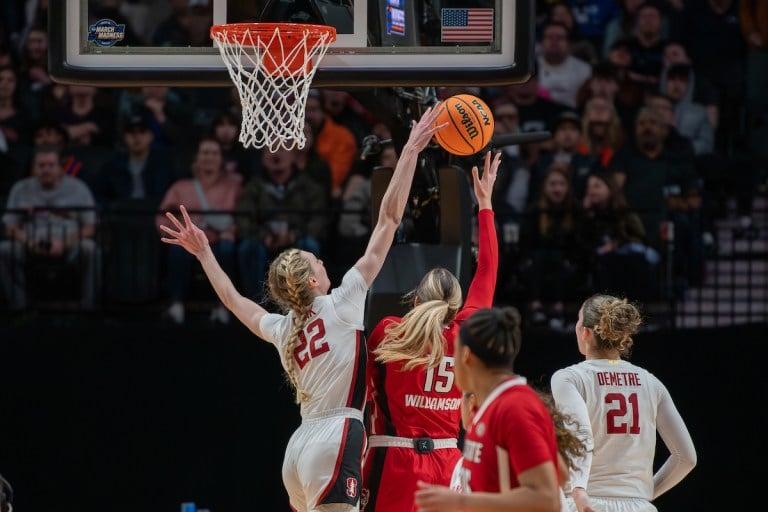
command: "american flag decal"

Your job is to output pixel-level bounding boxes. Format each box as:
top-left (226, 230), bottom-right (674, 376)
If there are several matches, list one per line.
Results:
top-left (441, 8), bottom-right (494, 42)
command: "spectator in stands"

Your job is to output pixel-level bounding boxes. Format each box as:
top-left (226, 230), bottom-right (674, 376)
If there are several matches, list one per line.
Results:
top-left (609, 106), bottom-right (702, 288)
top-left (578, 96), bottom-right (625, 171)
top-left (568, 0), bottom-right (621, 51)
top-left (625, 4), bottom-right (666, 88)
top-left (606, 37), bottom-right (647, 114)
top-left (672, 0), bottom-right (745, 110)
top-left (662, 65), bottom-right (715, 156)
top-left (532, 110), bottom-right (596, 201)
top-left (321, 89), bottom-right (374, 147)
top-left (17, 24), bottom-right (50, 94)
top-left (295, 121), bottom-right (332, 200)
top-left (96, 116), bottom-right (175, 306)
top-left (602, 0), bottom-right (645, 58)
top-left (520, 164), bottom-right (582, 328)
top-left (537, 22), bottom-right (593, 108)
top-left (643, 92), bottom-right (695, 159)
top-left (581, 171), bottom-right (660, 300)
top-left (236, 147), bottom-right (328, 303)
top-left (547, 1), bottom-right (598, 64)
top-left (119, 86), bottom-right (194, 152)
top-left (0, 144), bottom-right (100, 311)
top-left (659, 41), bottom-right (720, 129)
top-left (31, 120), bottom-right (87, 178)
top-left (304, 89), bottom-right (357, 201)
top-left (209, 110), bottom-right (253, 183)
top-left (494, 75), bottom-right (565, 168)
top-left (0, 65), bottom-right (32, 147)
top-left (576, 60), bottom-right (638, 135)
top-left (491, 100), bottom-right (531, 223)
top-left (52, 84), bottom-right (115, 149)
top-left (644, 89), bottom-right (724, 256)
top-left (157, 137), bottom-right (241, 324)
top-left (94, 115), bottom-right (175, 208)
top-left (0, 90), bottom-right (28, 204)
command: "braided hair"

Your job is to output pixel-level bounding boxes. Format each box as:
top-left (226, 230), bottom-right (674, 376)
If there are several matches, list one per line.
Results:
top-left (266, 248), bottom-right (315, 403)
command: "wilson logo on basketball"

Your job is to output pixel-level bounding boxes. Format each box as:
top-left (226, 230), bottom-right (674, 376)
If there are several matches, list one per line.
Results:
top-left (454, 102), bottom-right (480, 139)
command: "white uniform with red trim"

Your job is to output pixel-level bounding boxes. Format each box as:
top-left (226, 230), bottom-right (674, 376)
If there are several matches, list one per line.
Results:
top-left (551, 359), bottom-right (696, 512)
top-left (260, 267), bottom-right (369, 512)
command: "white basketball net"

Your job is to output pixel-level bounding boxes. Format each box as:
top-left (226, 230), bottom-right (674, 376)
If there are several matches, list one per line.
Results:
top-left (211, 24), bottom-right (336, 152)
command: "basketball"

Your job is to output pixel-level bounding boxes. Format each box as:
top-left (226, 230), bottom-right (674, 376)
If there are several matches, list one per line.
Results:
top-left (434, 94), bottom-right (495, 156)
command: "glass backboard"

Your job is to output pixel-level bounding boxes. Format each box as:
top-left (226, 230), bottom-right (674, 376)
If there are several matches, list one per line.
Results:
top-left (49, 0), bottom-right (534, 87)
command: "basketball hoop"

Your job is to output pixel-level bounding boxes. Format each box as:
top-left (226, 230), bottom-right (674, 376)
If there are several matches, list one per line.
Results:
top-left (210, 23), bottom-right (337, 151)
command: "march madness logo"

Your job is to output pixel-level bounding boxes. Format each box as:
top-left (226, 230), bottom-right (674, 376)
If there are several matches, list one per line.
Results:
top-left (88, 19), bottom-right (126, 47)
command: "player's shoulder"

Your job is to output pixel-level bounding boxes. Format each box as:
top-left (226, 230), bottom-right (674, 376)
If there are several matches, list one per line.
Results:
top-left (377, 316), bottom-right (402, 327)
top-left (552, 361), bottom-right (588, 380)
top-left (369, 316), bottom-right (402, 342)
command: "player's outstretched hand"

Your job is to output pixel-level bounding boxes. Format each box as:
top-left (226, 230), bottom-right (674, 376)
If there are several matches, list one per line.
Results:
top-left (404, 103), bottom-right (448, 152)
top-left (160, 204), bottom-right (210, 258)
top-left (472, 150), bottom-right (501, 211)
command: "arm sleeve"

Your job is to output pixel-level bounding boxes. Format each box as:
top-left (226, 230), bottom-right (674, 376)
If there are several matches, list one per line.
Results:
top-left (652, 383), bottom-right (697, 499)
top-left (551, 369), bottom-right (595, 491)
top-left (330, 266), bottom-right (369, 327)
top-left (258, 312), bottom-right (288, 345)
top-left (454, 209), bottom-right (498, 323)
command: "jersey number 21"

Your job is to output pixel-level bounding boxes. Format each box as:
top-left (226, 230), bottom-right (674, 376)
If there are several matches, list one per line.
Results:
top-left (605, 392), bottom-right (640, 434)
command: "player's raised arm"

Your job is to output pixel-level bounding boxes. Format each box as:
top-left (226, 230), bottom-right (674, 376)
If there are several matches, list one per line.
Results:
top-left (354, 105), bottom-right (446, 285)
top-left (160, 204), bottom-right (269, 338)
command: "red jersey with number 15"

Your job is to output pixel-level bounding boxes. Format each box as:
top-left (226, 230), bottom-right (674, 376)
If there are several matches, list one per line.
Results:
top-left (366, 209), bottom-right (498, 439)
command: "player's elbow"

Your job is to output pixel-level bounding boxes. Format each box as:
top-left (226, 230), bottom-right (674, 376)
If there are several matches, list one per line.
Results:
top-left (376, 205), bottom-right (403, 229)
top-left (682, 450), bottom-right (697, 473)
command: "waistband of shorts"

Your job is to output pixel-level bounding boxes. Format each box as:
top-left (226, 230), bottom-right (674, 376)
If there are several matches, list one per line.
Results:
top-left (302, 407), bottom-right (364, 423)
top-left (367, 435), bottom-right (458, 450)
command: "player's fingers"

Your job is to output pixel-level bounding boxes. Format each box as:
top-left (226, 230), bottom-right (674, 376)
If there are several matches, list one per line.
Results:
top-left (160, 237), bottom-right (181, 245)
top-left (158, 224), bottom-right (180, 237)
top-left (165, 211), bottom-right (186, 231)
top-left (180, 204), bottom-right (194, 227)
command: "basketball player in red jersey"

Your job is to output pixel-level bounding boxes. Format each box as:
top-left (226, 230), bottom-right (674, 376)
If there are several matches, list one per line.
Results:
top-left (362, 150), bottom-right (502, 512)
top-left (159, 105), bottom-right (445, 512)
top-left (414, 307), bottom-right (564, 512)
top-left (551, 294), bottom-right (696, 512)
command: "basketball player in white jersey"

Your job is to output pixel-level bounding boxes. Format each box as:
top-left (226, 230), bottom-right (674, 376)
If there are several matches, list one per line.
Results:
top-left (551, 294), bottom-right (697, 512)
top-left (159, 104), bottom-right (445, 512)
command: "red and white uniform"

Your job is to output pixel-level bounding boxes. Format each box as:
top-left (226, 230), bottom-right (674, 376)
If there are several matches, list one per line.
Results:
top-left (456, 377), bottom-right (561, 494)
top-left (362, 209), bottom-right (498, 512)
top-left (260, 267), bottom-right (369, 512)
top-left (551, 359), bottom-right (696, 512)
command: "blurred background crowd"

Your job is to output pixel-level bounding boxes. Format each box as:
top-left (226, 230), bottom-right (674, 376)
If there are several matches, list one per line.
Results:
top-left (1, 0), bottom-right (767, 330)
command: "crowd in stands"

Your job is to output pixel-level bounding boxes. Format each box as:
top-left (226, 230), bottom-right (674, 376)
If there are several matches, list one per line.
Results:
top-left (1, 0), bottom-right (767, 329)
